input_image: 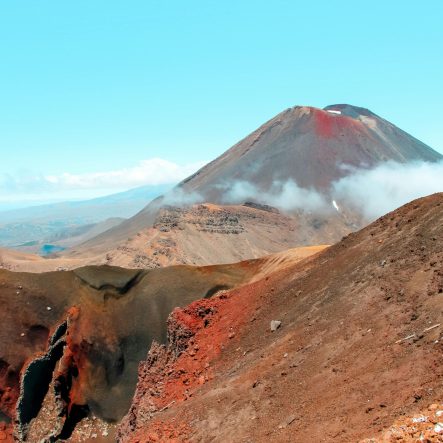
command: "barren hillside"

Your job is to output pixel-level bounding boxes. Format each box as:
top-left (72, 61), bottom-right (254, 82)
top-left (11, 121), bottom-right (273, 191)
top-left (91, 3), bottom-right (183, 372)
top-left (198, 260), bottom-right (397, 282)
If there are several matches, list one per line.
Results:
top-left (0, 203), bottom-right (334, 272)
top-left (119, 193), bottom-right (443, 442)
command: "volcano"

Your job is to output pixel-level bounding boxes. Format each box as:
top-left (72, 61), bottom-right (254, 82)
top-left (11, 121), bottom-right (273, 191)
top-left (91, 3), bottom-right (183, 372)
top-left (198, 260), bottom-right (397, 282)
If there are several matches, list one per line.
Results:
top-left (65, 104), bottom-right (441, 267)
top-left (178, 104), bottom-right (440, 196)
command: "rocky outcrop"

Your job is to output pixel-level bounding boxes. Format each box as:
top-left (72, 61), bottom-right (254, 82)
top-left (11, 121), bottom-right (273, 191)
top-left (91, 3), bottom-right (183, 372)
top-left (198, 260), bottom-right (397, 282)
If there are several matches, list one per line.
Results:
top-left (154, 205), bottom-right (246, 234)
top-left (117, 299), bottom-right (220, 441)
top-left (117, 280), bottom-right (263, 442)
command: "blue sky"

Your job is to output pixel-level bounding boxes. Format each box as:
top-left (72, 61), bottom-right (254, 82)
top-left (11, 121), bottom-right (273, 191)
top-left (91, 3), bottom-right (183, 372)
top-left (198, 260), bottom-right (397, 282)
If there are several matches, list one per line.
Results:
top-left (0, 1), bottom-right (442, 207)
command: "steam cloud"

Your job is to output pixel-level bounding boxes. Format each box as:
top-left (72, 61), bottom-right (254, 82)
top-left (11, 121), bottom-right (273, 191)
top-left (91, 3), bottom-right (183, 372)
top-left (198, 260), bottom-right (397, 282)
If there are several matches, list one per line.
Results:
top-left (218, 160), bottom-right (443, 220)
top-left (162, 187), bottom-right (204, 206)
top-left (332, 160), bottom-right (443, 219)
top-left (221, 180), bottom-right (330, 213)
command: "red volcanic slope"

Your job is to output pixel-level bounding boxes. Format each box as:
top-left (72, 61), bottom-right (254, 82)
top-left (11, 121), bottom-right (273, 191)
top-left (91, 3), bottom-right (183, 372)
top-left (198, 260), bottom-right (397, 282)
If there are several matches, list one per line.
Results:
top-left (118, 280), bottom-right (268, 442)
top-left (118, 193), bottom-right (443, 442)
top-left (313, 107), bottom-right (361, 138)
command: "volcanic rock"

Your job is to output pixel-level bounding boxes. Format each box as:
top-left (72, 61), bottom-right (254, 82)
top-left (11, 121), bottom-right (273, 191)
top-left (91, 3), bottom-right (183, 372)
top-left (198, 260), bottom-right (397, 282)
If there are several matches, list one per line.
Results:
top-left (270, 320), bottom-right (282, 332)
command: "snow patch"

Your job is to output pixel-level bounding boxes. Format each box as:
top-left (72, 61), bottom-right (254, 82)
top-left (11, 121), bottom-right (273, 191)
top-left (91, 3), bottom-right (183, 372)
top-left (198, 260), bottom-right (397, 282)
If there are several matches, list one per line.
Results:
top-left (332, 200), bottom-right (340, 212)
top-left (326, 110), bottom-right (341, 115)
top-left (358, 115), bottom-right (377, 129)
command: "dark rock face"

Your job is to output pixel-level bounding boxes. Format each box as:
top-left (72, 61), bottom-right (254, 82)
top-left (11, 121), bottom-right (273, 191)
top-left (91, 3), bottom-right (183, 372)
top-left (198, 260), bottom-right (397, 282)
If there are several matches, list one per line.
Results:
top-left (0, 261), bottom-right (258, 439)
top-left (16, 321), bottom-right (67, 441)
top-left (243, 201), bottom-right (280, 213)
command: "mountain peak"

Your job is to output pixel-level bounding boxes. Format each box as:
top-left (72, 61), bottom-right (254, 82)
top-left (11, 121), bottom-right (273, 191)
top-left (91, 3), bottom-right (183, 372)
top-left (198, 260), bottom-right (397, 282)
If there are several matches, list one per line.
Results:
top-left (277, 104), bottom-right (378, 125)
top-left (323, 103), bottom-right (377, 119)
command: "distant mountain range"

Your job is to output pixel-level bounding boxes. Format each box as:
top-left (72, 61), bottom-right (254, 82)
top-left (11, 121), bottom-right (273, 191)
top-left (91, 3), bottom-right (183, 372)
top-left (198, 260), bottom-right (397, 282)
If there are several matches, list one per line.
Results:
top-left (0, 184), bottom-right (171, 249)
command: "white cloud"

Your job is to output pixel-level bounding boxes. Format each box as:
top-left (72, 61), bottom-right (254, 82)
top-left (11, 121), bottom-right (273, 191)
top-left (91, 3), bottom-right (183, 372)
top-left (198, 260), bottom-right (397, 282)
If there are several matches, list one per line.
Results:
top-left (43, 158), bottom-right (206, 189)
top-left (332, 160), bottom-right (443, 220)
top-left (162, 187), bottom-right (204, 206)
top-left (220, 179), bottom-right (330, 212)
top-left (0, 158), bottom-right (206, 201)
top-left (219, 161), bottom-right (443, 219)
